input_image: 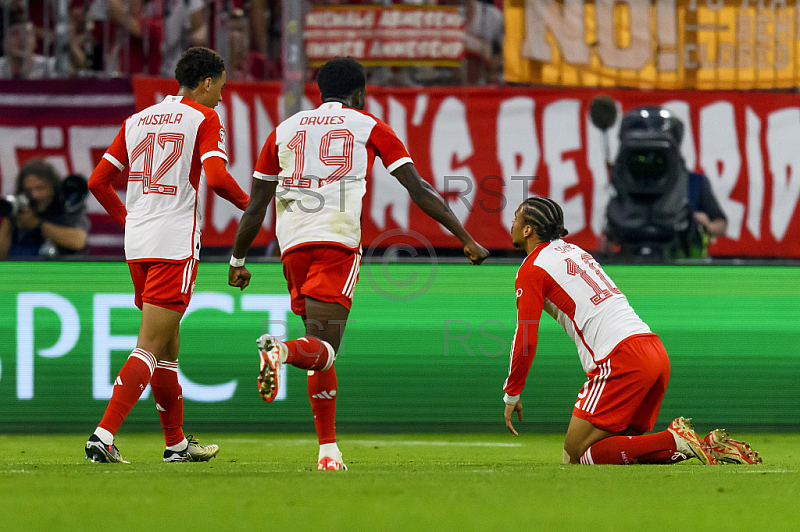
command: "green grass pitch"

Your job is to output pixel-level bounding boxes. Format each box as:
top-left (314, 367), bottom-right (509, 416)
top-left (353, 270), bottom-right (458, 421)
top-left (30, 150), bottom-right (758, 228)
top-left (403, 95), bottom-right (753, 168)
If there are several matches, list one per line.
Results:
top-left (0, 433), bottom-right (797, 531)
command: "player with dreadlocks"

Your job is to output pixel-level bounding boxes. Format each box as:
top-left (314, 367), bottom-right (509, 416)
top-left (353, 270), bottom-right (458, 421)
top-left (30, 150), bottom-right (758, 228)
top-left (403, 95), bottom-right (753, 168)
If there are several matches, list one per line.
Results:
top-left (503, 197), bottom-right (762, 466)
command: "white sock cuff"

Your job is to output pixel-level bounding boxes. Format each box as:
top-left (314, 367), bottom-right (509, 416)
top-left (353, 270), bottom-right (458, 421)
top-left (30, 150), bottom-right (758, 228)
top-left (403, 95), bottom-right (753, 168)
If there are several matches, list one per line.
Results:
top-left (166, 438), bottom-right (188, 452)
top-left (579, 448), bottom-right (594, 465)
top-left (319, 442), bottom-right (341, 459)
top-left (94, 427), bottom-right (114, 446)
top-left (130, 348), bottom-right (157, 375)
top-left (319, 339), bottom-right (336, 371)
top-left (156, 360), bottom-right (179, 372)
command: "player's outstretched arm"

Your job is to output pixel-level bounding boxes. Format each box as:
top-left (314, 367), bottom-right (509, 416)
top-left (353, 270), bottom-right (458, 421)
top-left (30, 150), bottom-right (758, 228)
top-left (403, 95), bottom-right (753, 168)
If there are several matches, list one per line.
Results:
top-left (203, 157), bottom-right (250, 210)
top-left (229, 178), bottom-right (277, 290)
top-left (391, 162), bottom-right (489, 265)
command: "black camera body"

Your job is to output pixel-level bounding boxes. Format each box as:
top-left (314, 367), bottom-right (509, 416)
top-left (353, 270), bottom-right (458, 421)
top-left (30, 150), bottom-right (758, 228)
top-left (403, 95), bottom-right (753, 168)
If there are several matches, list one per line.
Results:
top-left (61, 173), bottom-right (89, 215)
top-left (606, 107), bottom-right (695, 259)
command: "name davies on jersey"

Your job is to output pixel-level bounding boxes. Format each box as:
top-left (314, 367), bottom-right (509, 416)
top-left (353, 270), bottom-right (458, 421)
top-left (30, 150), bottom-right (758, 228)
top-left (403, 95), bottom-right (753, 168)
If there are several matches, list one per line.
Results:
top-left (299, 115), bottom-right (346, 126)
top-left (137, 113), bottom-right (183, 126)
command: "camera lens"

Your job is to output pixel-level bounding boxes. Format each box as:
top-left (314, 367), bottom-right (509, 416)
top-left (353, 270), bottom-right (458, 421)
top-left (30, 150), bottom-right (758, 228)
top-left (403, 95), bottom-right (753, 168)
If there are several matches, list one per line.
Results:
top-left (626, 149), bottom-right (668, 181)
top-left (0, 194), bottom-right (28, 217)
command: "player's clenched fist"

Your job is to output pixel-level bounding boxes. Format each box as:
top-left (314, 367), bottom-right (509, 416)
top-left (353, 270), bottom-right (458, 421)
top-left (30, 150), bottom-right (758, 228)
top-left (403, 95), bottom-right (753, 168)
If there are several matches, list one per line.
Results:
top-left (229, 266), bottom-right (251, 290)
top-left (464, 240), bottom-right (489, 265)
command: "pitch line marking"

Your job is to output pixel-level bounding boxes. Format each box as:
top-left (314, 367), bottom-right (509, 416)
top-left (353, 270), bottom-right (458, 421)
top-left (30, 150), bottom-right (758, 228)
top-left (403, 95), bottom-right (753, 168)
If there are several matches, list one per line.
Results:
top-left (222, 438), bottom-right (523, 448)
top-left (664, 468), bottom-right (792, 474)
top-left (347, 440), bottom-right (523, 448)
top-left (732, 469), bottom-right (791, 473)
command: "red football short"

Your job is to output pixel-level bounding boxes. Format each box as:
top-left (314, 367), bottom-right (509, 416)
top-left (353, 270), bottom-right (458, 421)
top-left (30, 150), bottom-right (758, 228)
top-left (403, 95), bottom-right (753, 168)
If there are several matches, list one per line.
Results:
top-left (573, 333), bottom-right (670, 433)
top-left (128, 258), bottom-right (198, 313)
top-left (282, 244), bottom-right (361, 316)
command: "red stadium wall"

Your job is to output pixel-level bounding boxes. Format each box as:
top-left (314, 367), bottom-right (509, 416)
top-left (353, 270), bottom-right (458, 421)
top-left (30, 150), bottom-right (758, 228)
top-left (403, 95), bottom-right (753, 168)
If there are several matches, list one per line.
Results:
top-left (2, 78), bottom-right (799, 257)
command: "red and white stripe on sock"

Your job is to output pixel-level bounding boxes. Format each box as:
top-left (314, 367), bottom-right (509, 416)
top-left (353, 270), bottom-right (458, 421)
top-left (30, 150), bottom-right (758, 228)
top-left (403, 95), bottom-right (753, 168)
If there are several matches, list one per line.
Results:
top-left (285, 336), bottom-right (336, 371)
top-left (97, 348), bottom-right (157, 437)
top-left (129, 348), bottom-right (157, 373)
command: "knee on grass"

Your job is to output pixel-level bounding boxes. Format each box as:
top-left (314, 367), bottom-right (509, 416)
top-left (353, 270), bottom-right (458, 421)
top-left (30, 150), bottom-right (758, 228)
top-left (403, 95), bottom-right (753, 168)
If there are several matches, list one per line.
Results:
top-left (563, 448), bottom-right (582, 464)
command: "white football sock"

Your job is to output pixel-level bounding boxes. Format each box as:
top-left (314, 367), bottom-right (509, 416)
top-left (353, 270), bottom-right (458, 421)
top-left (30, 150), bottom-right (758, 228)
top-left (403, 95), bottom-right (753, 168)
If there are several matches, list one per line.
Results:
top-left (94, 427), bottom-right (114, 446)
top-left (166, 438), bottom-right (188, 452)
top-left (319, 442), bottom-right (341, 459)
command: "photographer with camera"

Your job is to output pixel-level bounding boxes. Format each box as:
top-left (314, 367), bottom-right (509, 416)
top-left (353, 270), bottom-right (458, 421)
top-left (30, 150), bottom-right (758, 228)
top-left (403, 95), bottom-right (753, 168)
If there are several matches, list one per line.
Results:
top-left (0, 159), bottom-right (90, 259)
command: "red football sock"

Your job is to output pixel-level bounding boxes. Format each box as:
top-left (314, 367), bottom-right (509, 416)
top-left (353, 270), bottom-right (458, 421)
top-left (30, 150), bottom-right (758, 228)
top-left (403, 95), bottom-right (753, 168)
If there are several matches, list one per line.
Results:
top-left (580, 431), bottom-right (686, 464)
top-left (285, 336), bottom-right (335, 371)
top-left (151, 360), bottom-right (185, 447)
top-left (308, 364), bottom-right (337, 445)
top-left (98, 349), bottom-right (156, 435)
top-left (636, 450), bottom-right (690, 464)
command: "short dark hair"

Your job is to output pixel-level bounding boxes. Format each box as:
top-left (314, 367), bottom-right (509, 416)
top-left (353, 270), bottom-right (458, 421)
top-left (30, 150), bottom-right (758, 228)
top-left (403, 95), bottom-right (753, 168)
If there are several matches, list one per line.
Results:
top-left (520, 197), bottom-right (569, 242)
top-left (175, 47), bottom-right (225, 89)
top-left (17, 159), bottom-right (60, 195)
top-left (317, 57), bottom-right (366, 101)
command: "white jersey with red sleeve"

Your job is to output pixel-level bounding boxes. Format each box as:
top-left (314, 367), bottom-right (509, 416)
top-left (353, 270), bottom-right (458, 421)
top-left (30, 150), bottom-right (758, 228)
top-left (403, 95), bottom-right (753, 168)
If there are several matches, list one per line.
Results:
top-left (102, 95), bottom-right (228, 262)
top-left (503, 240), bottom-right (651, 398)
top-left (253, 101), bottom-right (412, 256)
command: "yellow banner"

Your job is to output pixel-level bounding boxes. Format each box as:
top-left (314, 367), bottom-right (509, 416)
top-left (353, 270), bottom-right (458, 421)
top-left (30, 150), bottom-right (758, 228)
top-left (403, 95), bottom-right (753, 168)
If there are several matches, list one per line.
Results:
top-left (505, 0), bottom-right (800, 89)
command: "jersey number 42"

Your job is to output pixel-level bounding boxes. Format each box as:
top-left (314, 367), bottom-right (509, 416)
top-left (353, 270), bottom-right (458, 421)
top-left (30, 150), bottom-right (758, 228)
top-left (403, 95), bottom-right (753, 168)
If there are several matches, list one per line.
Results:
top-left (128, 132), bottom-right (184, 196)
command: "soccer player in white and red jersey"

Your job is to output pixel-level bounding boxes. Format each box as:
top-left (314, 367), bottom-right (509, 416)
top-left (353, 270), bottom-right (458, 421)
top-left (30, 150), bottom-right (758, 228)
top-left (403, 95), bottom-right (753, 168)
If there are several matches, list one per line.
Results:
top-left (504, 197), bottom-right (762, 466)
top-left (228, 56), bottom-right (489, 470)
top-left (84, 47), bottom-right (250, 463)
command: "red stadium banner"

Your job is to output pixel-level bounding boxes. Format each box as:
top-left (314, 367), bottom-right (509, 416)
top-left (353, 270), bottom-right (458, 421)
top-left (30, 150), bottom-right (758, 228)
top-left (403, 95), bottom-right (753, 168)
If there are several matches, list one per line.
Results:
top-left (3, 78), bottom-right (798, 258)
top-left (304, 5), bottom-right (466, 67)
top-left (129, 78), bottom-right (800, 258)
top-left (0, 79), bottom-right (135, 186)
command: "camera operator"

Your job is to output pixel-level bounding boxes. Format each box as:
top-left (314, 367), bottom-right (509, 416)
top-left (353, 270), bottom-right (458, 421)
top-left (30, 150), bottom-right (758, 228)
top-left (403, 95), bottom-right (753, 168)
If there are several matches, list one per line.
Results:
top-left (602, 106), bottom-right (726, 260)
top-left (0, 159), bottom-right (90, 259)
top-left (688, 171), bottom-right (727, 240)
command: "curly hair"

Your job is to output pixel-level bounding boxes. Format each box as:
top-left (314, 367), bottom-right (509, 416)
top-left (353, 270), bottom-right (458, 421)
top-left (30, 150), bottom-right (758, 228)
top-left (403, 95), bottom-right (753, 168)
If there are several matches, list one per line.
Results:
top-left (16, 159), bottom-right (60, 195)
top-left (317, 57), bottom-right (366, 101)
top-left (175, 47), bottom-right (225, 89)
top-left (520, 196), bottom-right (569, 242)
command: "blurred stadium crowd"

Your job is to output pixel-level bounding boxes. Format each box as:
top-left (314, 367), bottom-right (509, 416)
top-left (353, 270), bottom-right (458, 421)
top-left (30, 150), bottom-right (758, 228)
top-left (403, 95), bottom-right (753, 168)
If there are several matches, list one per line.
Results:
top-left (0, 0), bottom-right (503, 85)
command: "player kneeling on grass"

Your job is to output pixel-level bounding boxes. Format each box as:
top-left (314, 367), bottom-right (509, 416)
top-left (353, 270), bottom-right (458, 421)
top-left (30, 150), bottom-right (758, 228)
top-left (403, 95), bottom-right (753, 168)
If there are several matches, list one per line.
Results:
top-left (502, 197), bottom-right (762, 466)
top-left (84, 47), bottom-right (250, 463)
